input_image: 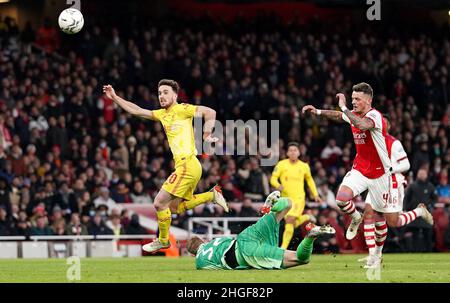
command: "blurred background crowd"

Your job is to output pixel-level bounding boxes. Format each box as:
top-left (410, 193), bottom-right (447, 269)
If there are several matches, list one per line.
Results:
top-left (0, 9), bottom-right (449, 253)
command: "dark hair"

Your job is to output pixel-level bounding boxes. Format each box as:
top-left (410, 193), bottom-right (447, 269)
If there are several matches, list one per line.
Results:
top-left (352, 82), bottom-right (373, 98)
top-left (158, 79), bottom-right (179, 94)
top-left (287, 142), bottom-right (300, 150)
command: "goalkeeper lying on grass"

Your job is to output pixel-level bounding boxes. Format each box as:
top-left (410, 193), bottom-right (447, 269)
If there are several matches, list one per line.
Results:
top-left (186, 191), bottom-right (335, 270)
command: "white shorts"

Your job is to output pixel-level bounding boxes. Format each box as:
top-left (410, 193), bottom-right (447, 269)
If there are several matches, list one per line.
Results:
top-left (340, 169), bottom-right (401, 213)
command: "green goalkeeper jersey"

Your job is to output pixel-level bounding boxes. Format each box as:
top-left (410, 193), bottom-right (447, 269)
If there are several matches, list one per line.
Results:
top-left (195, 236), bottom-right (236, 270)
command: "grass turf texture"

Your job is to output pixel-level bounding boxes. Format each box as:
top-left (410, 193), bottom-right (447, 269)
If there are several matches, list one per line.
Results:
top-left (1, 253), bottom-right (449, 283)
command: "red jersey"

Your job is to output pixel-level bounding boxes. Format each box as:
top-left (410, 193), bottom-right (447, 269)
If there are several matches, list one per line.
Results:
top-left (342, 109), bottom-right (391, 179)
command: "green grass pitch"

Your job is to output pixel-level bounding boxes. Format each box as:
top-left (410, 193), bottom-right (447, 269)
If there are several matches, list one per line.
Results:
top-left (1, 253), bottom-right (449, 283)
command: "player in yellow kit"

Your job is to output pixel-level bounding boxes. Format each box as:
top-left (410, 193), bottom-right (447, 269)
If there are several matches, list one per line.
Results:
top-left (103, 80), bottom-right (229, 253)
top-left (270, 142), bottom-right (322, 249)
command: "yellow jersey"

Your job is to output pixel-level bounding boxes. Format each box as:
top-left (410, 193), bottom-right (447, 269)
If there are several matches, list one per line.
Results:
top-left (270, 159), bottom-right (318, 201)
top-left (152, 103), bottom-right (198, 163)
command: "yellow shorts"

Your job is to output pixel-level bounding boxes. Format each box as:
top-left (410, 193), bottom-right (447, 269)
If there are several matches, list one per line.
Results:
top-left (286, 198), bottom-right (306, 218)
top-left (162, 155), bottom-right (202, 200)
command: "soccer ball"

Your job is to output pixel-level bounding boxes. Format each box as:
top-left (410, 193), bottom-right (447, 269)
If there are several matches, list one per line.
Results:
top-left (58, 8), bottom-right (84, 34)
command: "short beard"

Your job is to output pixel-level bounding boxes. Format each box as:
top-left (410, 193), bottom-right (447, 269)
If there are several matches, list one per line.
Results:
top-left (161, 99), bottom-right (173, 109)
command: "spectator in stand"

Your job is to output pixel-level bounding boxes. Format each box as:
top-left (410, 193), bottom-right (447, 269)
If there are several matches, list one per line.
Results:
top-left (97, 94), bottom-right (116, 125)
top-left (30, 215), bottom-right (53, 235)
top-left (49, 205), bottom-right (64, 226)
top-left (244, 158), bottom-right (270, 201)
top-left (130, 180), bottom-right (152, 204)
top-left (120, 208), bottom-right (130, 226)
top-left (93, 187), bottom-right (117, 213)
top-left (72, 179), bottom-right (88, 203)
top-left (15, 218), bottom-right (31, 237)
top-left (111, 181), bottom-right (133, 203)
top-left (403, 168), bottom-right (438, 252)
top-left (106, 214), bottom-right (125, 236)
top-left (411, 141), bottom-right (431, 175)
top-left (0, 115), bottom-right (12, 151)
top-left (317, 182), bottom-right (338, 211)
top-left (46, 117), bottom-right (69, 158)
top-left (35, 17), bottom-right (60, 53)
top-left (0, 147), bottom-right (7, 171)
top-left (58, 182), bottom-right (76, 215)
top-left (65, 213), bottom-right (88, 236)
top-left (436, 171), bottom-right (450, 206)
top-left (52, 218), bottom-right (67, 236)
top-left (221, 180), bottom-right (243, 202)
top-left (125, 214), bottom-right (148, 235)
top-left (72, 191), bottom-right (93, 217)
top-left (112, 137), bottom-right (129, 177)
top-left (7, 145), bottom-right (26, 176)
top-left (0, 176), bottom-right (12, 216)
top-left (0, 206), bottom-right (15, 236)
top-left (320, 139), bottom-right (342, 169)
top-left (87, 212), bottom-right (113, 235)
top-left (41, 180), bottom-right (58, 213)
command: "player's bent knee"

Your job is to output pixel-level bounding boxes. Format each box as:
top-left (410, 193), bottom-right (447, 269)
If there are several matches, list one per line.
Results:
top-left (153, 201), bottom-right (169, 212)
top-left (336, 186), bottom-right (354, 202)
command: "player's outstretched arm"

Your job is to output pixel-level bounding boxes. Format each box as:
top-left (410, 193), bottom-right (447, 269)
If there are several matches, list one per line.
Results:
top-left (301, 105), bottom-right (344, 123)
top-left (102, 85), bottom-right (157, 121)
top-left (336, 93), bottom-right (374, 131)
top-left (195, 106), bottom-right (219, 142)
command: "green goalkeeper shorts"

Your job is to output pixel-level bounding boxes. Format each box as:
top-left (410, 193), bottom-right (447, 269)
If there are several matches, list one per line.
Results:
top-left (236, 212), bottom-right (285, 269)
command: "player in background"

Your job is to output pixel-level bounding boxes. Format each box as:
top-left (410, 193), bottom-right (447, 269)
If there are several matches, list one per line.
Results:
top-left (103, 80), bottom-right (229, 253)
top-left (186, 191), bottom-right (335, 270)
top-left (360, 117), bottom-right (433, 268)
top-left (302, 82), bottom-right (431, 242)
top-left (270, 142), bottom-right (322, 249)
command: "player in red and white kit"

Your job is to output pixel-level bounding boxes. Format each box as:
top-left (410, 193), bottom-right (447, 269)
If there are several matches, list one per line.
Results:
top-left (302, 83), bottom-right (433, 250)
top-left (360, 117), bottom-right (433, 268)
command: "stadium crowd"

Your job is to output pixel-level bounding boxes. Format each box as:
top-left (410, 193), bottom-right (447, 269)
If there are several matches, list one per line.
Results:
top-left (0, 13), bottom-right (449, 253)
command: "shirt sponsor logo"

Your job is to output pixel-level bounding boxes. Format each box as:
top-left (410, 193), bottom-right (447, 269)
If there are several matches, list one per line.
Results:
top-left (353, 132), bottom-right (367, 144)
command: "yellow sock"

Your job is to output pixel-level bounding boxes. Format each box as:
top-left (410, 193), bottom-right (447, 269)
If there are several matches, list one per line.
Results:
top-left (294, 214), bottom-right (310, 228)
top-left (176, 192), bottom-right (214, 214)
top-left (281, 223), bottom-right (294, 249)
top-left (157, 208), bottom-right (172, 244)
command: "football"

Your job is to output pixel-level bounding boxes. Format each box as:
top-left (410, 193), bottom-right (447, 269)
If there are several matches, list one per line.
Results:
top-left (58, 8), bottom-right (84, 34)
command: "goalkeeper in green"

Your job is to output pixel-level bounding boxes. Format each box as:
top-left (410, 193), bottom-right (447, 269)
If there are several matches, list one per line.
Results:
top-left (186, 191), bottom-right (335, 270)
